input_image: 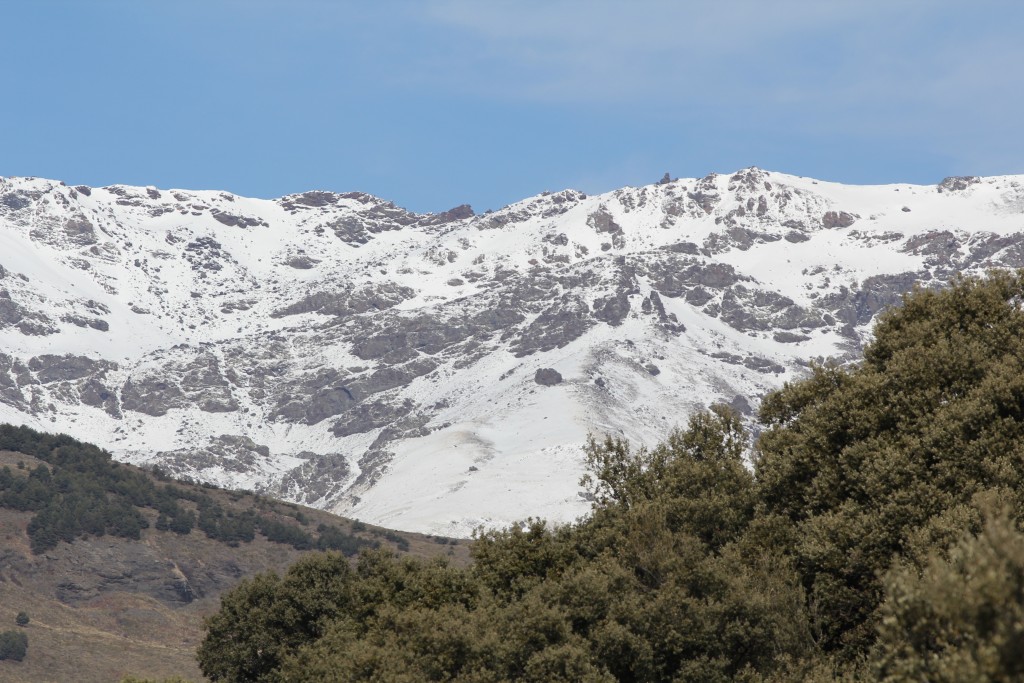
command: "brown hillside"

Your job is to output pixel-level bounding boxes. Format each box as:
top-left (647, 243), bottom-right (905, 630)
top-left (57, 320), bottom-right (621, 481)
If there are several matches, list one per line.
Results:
top-left (0, 449), bottom-right (469, 683)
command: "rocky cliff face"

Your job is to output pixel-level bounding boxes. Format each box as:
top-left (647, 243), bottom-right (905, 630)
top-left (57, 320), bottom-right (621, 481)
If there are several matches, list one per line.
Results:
top-left (1, 169), bottom-right (1023, 534)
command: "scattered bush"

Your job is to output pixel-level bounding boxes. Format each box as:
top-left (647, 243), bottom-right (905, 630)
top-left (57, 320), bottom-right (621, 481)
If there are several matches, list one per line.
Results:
top-left (0, 630), bottom-right (27, 661)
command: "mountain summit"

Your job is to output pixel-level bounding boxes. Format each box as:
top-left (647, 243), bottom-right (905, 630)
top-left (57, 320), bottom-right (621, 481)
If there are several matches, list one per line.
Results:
top-left (1, 169), bottom-right (1022, 535)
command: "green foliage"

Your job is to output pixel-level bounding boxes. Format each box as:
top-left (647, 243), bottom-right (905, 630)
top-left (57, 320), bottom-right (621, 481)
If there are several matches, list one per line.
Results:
top-left (0, 629), bottom-right (27, 661)
top-left (367, 527), bottom-right (410, 551)
top-left (197, 500), bottom-right (256, 545)
top-left (256, 515), bottom-right (313, 549)
top-left (873, 505), bottom-right (1024, 681)
top-left (756, 271), bottom-right (1024, 655)
top-left (315, 523), bottom-right (376, 555)
top-left (15, 612), bottom-right (28, 627)
top-left (198, 552), bottom-right (365, 682)
top-left (0, 426), bottom-right (188, 552)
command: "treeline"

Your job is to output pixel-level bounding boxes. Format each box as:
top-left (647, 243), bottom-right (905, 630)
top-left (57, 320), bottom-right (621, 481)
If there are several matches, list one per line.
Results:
top-left (0, 426), bottom-right (373, 556)
top-left (198, 272), bottom-right (1024, 682)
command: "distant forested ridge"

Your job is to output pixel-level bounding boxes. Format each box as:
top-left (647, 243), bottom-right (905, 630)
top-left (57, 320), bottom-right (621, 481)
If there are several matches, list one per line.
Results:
top-left (0, 425), bottom-right (372, 556)
top-left (196, 271), bottom-right (1024, 682)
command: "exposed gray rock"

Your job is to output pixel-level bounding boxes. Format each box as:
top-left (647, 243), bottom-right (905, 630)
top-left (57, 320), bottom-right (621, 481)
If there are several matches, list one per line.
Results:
top-left (63, 216), bottom-right (97, 245)
top-left (28, 354), bottom-right (114, 383)
top-left (273, 283), bottom-right (414, 318)
top-left (0, 298), bottom-right (26, 327)
top-left (685, 288), bottom-right (714, 306)
top-left (534, 368), bottom-right (563, 386)
top-left (78, 378), bottom-right (121, 417)
top-left (0, 299), bottom-right (58, 335)
top-left (271, 452), bottom-right (351, 506)
top-left (272, 367), bottom-right (357, 424)
top-left (281, 191), bottom-right (340, 210)
top-left (511, 296), bottom-right (593, 357)
top-left (705, 227), bottom-right (781, 252)
top-left (643, 257), bottom-right (742, 298)
top-left (211, 211), bottom-right (268, 229)
top-left (61, 314), bottom-right (109, 331)
top-left (285, 255), bottom-right (320, 269)
top-left (419, 204), bottom-right (474, 226)
top-left (587, 207), bottom-right (626, 250)
top-left (773, 331), bottom-right (811, 343)
top-left (153, 435), bottom-right (272, 476)
top-left (687, 189), bottom-right (719, 214)
top-left (121, 376), bottom-right (185, 417)
top-left (661, 241), bottom-right (699, 254)
top-left (183, 236), bottom-right (228, 272)
top-left (902, 231), bottom-right (960, 269)
top-left (331, 398), bottom-right (415, 437)
top-left (0, 193), bottom-right (31, 211)
top-left (0, 353), bottom-right (27, 408)
top-left (822, 211), bottom-right (858, 228)
top-left (742, 356), bottom-right (786, 374)
top-left (938, 176), bottom-right (981, 193)
top-left (592, 291), bottom-right (631, 326)
top-left (543, 232), bottom-right (569, 247)
top-left (729, 395), bottom-right (753, 415)
top-left (180, 353), bottom-right (238, 413)
top-left (823, 272), bottom-right (921, 327)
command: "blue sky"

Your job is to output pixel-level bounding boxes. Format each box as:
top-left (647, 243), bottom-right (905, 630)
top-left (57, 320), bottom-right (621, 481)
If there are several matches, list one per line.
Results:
top-left (2, 1), bottom-right (1022, 213)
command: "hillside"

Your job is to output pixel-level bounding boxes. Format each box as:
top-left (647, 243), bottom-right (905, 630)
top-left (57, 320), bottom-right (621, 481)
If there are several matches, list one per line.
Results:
top-left (0, 432), bottom-right (466, 683)
top-left (2, 170), bottom-right (1024, 534)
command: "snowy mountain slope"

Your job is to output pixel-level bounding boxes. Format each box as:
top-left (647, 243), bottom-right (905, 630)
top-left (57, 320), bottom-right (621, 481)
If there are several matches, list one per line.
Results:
top-left (1, 169), bottom-right (1023, 535)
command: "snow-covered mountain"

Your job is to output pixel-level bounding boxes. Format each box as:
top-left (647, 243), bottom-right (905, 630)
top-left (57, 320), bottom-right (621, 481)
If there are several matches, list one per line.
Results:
top-left (1, 168), bottom-right (1022, 535)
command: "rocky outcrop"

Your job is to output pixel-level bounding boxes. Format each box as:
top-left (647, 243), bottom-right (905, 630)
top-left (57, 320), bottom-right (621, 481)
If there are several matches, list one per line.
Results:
top-left (822, 211), bottom-right (858, 228)
top-left (534, 368), bottom-right (563, 386)
top-left (273, 283), bottom-right (415, 318)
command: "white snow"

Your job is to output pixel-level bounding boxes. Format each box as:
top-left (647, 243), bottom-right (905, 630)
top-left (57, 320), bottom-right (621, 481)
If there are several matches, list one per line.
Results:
top-left (1, 169), bottom-right (1021, 535)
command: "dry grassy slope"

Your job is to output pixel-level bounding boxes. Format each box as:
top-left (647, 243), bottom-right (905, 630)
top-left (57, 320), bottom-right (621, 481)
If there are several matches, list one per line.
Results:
top-left (0, 449), bottom-right (470, 683)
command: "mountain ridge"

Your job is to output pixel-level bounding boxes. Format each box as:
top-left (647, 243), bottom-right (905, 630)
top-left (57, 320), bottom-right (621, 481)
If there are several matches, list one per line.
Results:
top-left (1, 168), bottom-right (1022, 535)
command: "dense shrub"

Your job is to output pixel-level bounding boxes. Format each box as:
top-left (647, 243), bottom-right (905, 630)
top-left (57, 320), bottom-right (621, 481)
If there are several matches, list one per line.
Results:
top-left (756, 271), bottom-right (1024, 655)
top-left (315, 524), bottom-right (375, 556)
top-left (873, 504), bottom-right (1024, 681)
top-left (0, 630), bottom-right (27, 661)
